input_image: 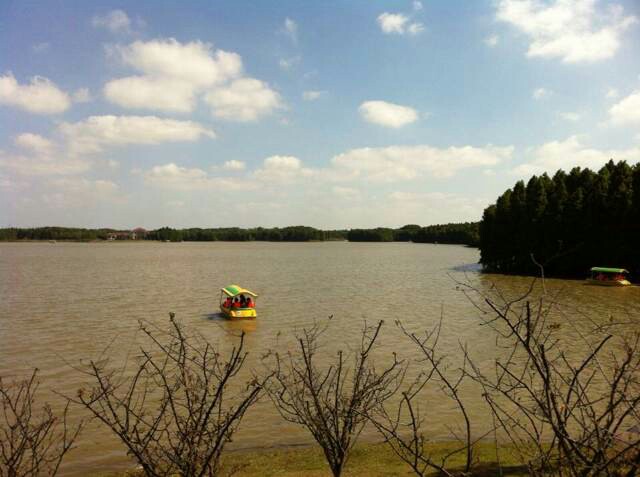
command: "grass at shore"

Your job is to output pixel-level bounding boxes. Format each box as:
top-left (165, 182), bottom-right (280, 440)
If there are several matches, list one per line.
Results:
top-left (101, 441), bottom-right (529, 476)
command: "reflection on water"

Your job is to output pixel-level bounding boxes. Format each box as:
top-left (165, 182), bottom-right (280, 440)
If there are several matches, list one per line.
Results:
top-left (1, 242), bottom-right (639, 475)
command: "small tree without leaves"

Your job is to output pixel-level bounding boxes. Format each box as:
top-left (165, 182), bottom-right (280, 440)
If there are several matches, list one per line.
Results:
top-left (459, 279), bottom-right (640, 476)
top-left (73, 313), bottom-right (265, 477)
top-left (367, 315), bottom-right (476, 477)
top-left (0, 369), bottom-right (82, 477)
top-left (266, 318), bottom-right (404, 477)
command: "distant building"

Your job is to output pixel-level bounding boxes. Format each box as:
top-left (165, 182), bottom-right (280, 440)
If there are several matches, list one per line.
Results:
top-left (132, 227), bottom-right (147, 240)
top-left (106, 228), bottom-right (147, 240)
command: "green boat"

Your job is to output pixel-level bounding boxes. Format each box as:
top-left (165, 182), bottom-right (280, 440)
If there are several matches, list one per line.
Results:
top-left (587, 267), bottom-right (631, 287)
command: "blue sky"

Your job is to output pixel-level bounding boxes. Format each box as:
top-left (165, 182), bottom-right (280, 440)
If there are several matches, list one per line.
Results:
top-left (1, 0), bottom-right (639, 229)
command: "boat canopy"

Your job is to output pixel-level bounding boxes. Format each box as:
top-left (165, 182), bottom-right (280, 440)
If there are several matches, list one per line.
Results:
top-left (590, 267), bottom-right (629, 274)
top-left (221, 284), bottom-right (258, 297)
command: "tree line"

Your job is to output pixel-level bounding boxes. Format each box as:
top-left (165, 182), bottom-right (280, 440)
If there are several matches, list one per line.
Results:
top-left (479, 160), bottom-right (640, 278)
top-left (347, 222), bottom-right (479, 245)
top-left (0, 223), bottom-right (480, 245)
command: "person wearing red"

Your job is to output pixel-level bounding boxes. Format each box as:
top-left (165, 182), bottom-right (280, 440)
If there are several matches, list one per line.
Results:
top-left (232, 297), bottom-right (241, 308)
top-left (246, 297), bottom-right (254, 308)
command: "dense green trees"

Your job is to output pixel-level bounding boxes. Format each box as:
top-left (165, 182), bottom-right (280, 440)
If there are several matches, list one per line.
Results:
top-left (0, 226), bottom-right (348, 242)
top-left (412, 222), bottom-right (479, 246)
top-left (0, 227), bottom-right (114, 241)
top-left (0, 223), bottom-right (479, 245)
top-left (347, 228), bottom-right (395, 242)
top-left (479, 160), bottom-right (640, 277)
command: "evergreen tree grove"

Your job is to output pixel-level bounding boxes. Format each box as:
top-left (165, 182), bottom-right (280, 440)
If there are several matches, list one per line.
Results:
top-left (479, 160), bottom-right (640, 278)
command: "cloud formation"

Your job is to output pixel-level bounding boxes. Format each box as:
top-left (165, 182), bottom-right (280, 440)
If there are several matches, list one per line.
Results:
top-left (59, 115), bottom-right (215, 155)
top-left (143, 163), bottom-right (248, 191)
top-left (513, 135), bottom-right (640, 176)
top-left (532, 87), bottom-right (552, 100)
top-left (103, 38), bottom-right (281, 121)
top-left (608, 90), bottom-right (640, 126)
top-left (0, 73), bottom-right (71, 114)
top-left (302, 90), bottom-right (325, 101)
top-left (496, 0), bottom-right (637, 63)
top-left (204, 78), bottom-right (283, 122)
top-left (331, 144), bottom-right (513, 181)
top-left (92, 10), bottom-right (132, 34)
top-left (0, 133), bottom-right (88, 176)
top-left (359, 100), bottom-right (419, 128)
top-left (283, 18), bottom-right (298, 43)
top-left (377, 13), bottom-right (423, 36)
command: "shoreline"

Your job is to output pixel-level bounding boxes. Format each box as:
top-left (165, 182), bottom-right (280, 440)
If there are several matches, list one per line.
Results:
top-left (94, 440), bottom-right (527, 477)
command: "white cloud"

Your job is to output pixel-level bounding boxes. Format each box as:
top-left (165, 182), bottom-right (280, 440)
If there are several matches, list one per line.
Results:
top-left (359, 100), bottom-right (419, 128)
top-left (283, 18), bottom-right (298, 43)
top-left (143, 163), bottom-right (247, 191)
top-left (32, 42), bottom-right (50, 53)
top-left (59, 115), bottom-right (215, 155)
top-left (485, 34), bottom-right (500, 47)
top-left (117, 39), bottom-right (242, 87)
top-left (253, 155), bottom-right (314, 183)
top-left (104, 39), bottom-right (281, 121)
top-left (605, 87), bottom-right (619, 99)
top-left (532, 87), bottom-right (552, 100)
top-left (608, 90), bottom-right (640, 125)
top-left (279, 56), bottom-right (301, 70)
top-left (0, 73), bottom-right (70, 114)
top-left (105, 76), bottom-right (197, 113)
top-left (496, 0), bottom-right (637, 63)
top-left (72, 88), bottom-right (91, 103)
top-left (0, 152), bottom-right (89, 176)
top-left (92, 10), bottom-right (132, 34)
top-left (104, 39), bottom-right (243, 112)
top-left (331, 144), bottom-right (513, 182)
top-left (204, 78), bottom-right (282, 122)
top-left (42, 178), bottom-right (122, 209)
top-left (559, 111), bottom-right (581, 121)
top-left (413, 1), bottom-right (423, 11)
top-left (377, 13), bottom-right (409, 34)
top-left (332, 186), bottom-right (360, 199)
top-left (387, 191), bottom-right (490, 224)
top-left (513, 135), bottom-right (640, 176)
top-left (222, 160), bottom-right (246, 170)
top-left (407, 22), bottom-right (425, 35)
top-left (377, 12), bottom-right (423, 35)
top-left (302, 90), bottom-right (325, 101)
top-left (1, 133), bottom-right (92, 177)
top-left (15, 133), bottom-right (54, 156)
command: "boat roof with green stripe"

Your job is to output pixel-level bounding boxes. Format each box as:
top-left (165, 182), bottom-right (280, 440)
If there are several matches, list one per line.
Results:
top-left (221, 284), bottom-right (258, 297)
top-left (591, 267), bottom-right (629, 274)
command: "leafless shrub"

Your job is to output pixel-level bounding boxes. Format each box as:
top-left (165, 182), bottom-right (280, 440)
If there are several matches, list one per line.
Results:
top-left (266, 318), bottom-right (404, 477)
top-left (459, 279), bottom-right (640, 476)
top-left (367, 314), bottom-right (477, 476)
top-left (72, 313), bottom-right (266, 477)
top-left (0, 369), bottom-right (82, 477)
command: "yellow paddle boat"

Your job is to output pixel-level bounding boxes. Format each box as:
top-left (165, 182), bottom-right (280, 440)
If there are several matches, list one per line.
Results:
top-left (220, 284), bottom-right (258, 318)
top-left (587, 267), bottom-right (631, 287)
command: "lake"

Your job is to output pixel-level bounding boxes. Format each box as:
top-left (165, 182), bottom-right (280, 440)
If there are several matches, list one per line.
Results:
top-left (1, 241), bottom-right (638, 475)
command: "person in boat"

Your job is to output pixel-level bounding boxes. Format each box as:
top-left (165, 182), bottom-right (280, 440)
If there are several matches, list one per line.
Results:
top-left (246, 296), bottom-right (254, 308)
top-left (232, 297), bottom-right (241, 308)
top-left (223, 296), bottom-right (232, 308)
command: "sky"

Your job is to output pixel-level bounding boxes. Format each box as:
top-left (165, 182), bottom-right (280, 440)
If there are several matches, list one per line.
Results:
top-left (1, 0), bottom-right (639, 230)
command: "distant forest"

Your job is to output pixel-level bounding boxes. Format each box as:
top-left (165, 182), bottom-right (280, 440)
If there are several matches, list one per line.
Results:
top-left (0, 223), bottom-right (480, 245)
top-left (480, 160), bottom-right (640, 277)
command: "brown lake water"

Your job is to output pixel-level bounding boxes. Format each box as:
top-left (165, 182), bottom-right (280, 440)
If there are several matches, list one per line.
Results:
top-left (1, 242), bottom-right (639, 475)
